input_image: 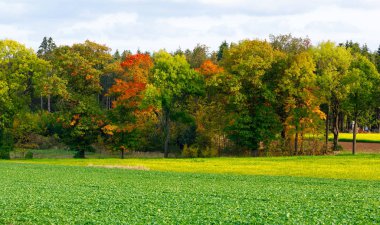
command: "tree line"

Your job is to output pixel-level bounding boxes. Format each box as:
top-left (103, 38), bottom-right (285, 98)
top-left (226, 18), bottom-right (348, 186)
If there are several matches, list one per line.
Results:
top-left (1, 34), bottom-right (380, 159)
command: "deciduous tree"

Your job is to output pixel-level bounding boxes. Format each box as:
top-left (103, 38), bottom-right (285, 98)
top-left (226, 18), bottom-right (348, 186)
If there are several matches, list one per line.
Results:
top-left (313, 42), bottom-right (352, 151)
top-left (146, 50), bottom-right (204, 157)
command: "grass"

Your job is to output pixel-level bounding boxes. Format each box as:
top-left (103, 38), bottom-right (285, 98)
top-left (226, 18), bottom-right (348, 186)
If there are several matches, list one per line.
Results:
top-left (0, 161), bottom-right (379, 224)
top-left (306, 132), bottom-right (380, 143)
top-left (328, 133), bottom-right (380, 143)
top-left (11, 149), bottom-right (122, 159)
top-left (8, 154), bottom-right (380, 180)
top-left (329, 133), bottom-right (380, 143)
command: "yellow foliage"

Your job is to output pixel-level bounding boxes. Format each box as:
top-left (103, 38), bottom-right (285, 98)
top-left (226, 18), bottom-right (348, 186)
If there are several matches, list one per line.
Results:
top-left (102, 124), bottom-right (118, 136)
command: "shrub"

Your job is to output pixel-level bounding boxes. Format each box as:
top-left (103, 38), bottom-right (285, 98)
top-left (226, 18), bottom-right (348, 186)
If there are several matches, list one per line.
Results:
top-left (200, 147), bottom-right (218, 157)
top-left (182, 144), bottom-right (198, 158)
top-left (335, 144), bottom-right (344, 151)
top-left (0, 129), bottom-right (14, 159)
top-left (25, 151), bottom-right (33, 159)
top-left (0, 150), bottom-right (10, 159)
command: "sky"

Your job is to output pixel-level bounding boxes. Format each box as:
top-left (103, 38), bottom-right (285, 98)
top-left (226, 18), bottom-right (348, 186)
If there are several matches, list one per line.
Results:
top-left (1, 0), bottom-right (379, 53)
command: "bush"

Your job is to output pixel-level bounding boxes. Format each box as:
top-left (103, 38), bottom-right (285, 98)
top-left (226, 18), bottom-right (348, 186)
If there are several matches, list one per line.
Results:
top-left (334, 144), bottom-right (344, 151)
top-left (0, 129), bottom-right (14, 159)
top-left (182, 144), bottom-right (198, 158)
top-left (182, 145), bottom-right (218, 158)
top-left (25, 151), bottom-right (33, 159)
top-left (0, 150), bottom-right (10, 159)
top-left (200, 147), bottom-right (218, 157)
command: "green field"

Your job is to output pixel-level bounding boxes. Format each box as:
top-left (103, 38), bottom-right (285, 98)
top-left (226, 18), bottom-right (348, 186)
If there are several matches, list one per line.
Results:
top-left (1, 155), bottom-right (379, 224)
top-left (9, 154), bottom-right (380, 180)
top-left (329, 133), bottom-right (380, 143)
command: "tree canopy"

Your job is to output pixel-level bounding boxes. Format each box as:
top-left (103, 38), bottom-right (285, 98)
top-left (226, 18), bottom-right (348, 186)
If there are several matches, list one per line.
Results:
top-left (1, 36), bottom-right (380, 158)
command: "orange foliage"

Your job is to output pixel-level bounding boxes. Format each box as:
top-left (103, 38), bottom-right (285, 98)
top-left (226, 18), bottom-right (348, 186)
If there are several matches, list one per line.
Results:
top-left (102, 124), bottom-right (118, 136)
top-left (70, 114), bottom-right (80, 126)
top-left (120, 53), bottom-right (153, 83)
top-left (196, 60), bottom-right (224, 77)
top-left (85, 75), bottom-right (94, 80)
top-left (109, 53), bottom-right (153, 108)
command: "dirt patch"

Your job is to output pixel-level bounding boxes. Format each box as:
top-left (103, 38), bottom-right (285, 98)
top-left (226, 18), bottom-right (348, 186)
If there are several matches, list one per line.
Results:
top-left (88, 164), bottom-right (150, 171)
top-left (339, 142), bottom-right (380, 153)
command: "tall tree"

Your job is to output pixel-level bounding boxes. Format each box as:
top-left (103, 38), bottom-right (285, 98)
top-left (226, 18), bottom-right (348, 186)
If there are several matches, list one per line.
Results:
top-left (280, 52), bottom-right (324, 154)
top-left (344, 54), bottom-right (380, 154)
top-left (0, 40), bottom-right (48, 158)
top-left (222, 39), bottom-right (281, 156)
top-left (36, 37), bottom-right (62, 112)
top-left (107, 53), bottom-right (153, 158)
top-left (146, 50), bottom-right (204, 157)
top-left (192, 60), bottom-right (230, 156)
top-left (270, 34), bottom-right (311, 53)
top-left (185, 44), bottom-right (209, 68)
top-left (313, 42), bottom-right (352, 151)
top-left (49, 41), bottom-right (113, 158)
top-left (268, 34), bottom-right (320, 154)
top-left (375, 45), bottom-right (380, 73)
top-left (37, 37), bottom-right (57, 59)
top-left (217, 41), bottom-right (228, 61)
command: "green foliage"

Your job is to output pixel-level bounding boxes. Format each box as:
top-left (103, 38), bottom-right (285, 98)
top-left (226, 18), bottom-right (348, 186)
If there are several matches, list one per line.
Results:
top-left (270, 34), bottom-right (311, 54)
top-left (149, 50), bottom-right (205, 156)
top-left (313, 41), bottom-right (353, 150)
top-left (182, 144), bottom-right (218, 158)
top-left (24, 151), bottom-right (34, 159)
top-left (226, 107), bottom-right (281, 153)
top-left (0, 129), bottom-right (13, 159)
top-left (1, 37), bottom-right (380, 157)
top-left (344, 53), bottom-right (380, 118)
top-left (182, 144), bottom-right (198, 157)
top-left (152, 50), bottom-right (204, 102)
top-left (0, 39), bottom-right (48, 118)
top-left (184, 44), bottom-right (208, 68)
top-left (200, 147), bottom-right (218, 157)
top-left (313, 41), bottom-right (352, 102)
top-left (12, 112), bottom-right (43, 148)
top-left (37, 37), bottom-right (57, 59)
top-left (221, 39), bottom-right (282, 154)
top-left (217, 41), bottom-right (228, 61)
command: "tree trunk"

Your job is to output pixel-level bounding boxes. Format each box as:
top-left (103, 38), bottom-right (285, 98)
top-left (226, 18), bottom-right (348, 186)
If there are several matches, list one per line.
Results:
top-left (79, 149), bottom-right (85, 158)
top-left (163, 110), bottom-right (170, 158)
top-left (40, 95), bottom-right (43, 111)
top-left (300, 130), bottom-right (304, 155)
top-left (333, 124), bottom-right (339, 151)
top-left (121, 148), bottom-right (125, 159)
top-left (251, 140), bottom-right (259, 157)
top-left (325, 106), bottom-right (329, 153)
top-left (332, 102), bottom-right (340, 151)
top-left (294, 131), bottom-right (298, 156)
top-left (75, 148), bottom-right (85, 158)
top-left (339, 112), bottom-right (344, 132)
top-left (47, 95), bottom-right (51, 112)
top-left (281, 128), bottom-right (286, 139)
top-left (352, 114), bottom-right (357, 155)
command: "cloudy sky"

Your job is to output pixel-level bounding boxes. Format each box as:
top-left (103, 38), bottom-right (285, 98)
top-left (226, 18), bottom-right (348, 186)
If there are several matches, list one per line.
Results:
top-left (1, 0), bottom-right (379, 53)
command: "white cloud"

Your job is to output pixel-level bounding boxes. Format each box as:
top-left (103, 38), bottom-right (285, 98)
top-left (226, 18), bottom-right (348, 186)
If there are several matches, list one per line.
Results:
top-left (197, 0), bottom-right (247, 5)
top-left (0, 2), bottom-right (27, 17)
top-left (1, 0), bottom-right (380, 53)
top-left (57, 12), bottom-right (138, 35)
top-left (0, 24), bottom-right (31, 40)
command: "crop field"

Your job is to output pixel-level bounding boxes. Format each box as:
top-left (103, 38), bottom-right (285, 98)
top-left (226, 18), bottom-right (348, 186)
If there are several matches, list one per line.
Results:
top-left (329, 133), bottom-right (380, 143)
top-left (1, 155), bottom-right (380, 224)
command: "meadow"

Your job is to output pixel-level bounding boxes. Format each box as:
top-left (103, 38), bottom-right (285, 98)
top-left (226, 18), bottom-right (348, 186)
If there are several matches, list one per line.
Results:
top-left (329, 132), bottom-right (380, 143)
top-left (1, 155), bottom-right (379, 224)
